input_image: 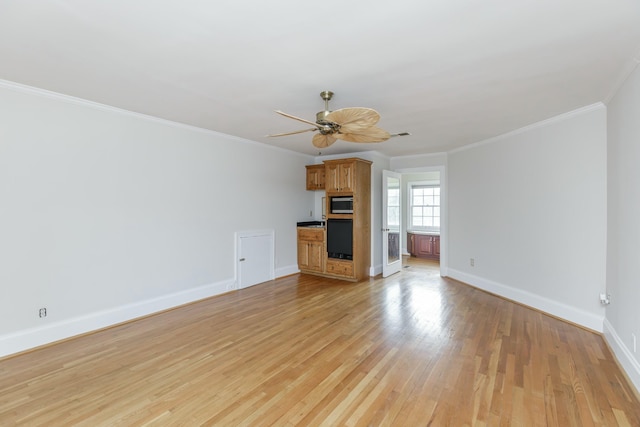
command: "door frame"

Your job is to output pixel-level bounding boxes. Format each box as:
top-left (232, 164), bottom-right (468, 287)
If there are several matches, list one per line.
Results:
top-left (395, 165), bottom-right (447, 277)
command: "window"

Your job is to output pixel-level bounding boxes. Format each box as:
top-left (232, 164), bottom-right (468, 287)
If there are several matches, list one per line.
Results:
top-left (409, 183), bottom-right (440, 231)
top-left (387, 185), bottom-right (400, 227)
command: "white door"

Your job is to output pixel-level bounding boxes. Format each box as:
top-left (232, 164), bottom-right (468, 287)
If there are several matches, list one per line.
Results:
top-left (382, 170), bottom-right (402, 277)
top-left (237, 230), bottom-right (275, 289)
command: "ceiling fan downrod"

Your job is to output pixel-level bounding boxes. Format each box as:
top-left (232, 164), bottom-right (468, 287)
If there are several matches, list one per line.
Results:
top-left (316, 90), bottom-right (334, 122)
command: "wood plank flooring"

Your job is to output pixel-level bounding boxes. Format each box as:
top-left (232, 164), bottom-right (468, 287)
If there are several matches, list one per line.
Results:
top-left (1, 258), bottom-right (639, 426)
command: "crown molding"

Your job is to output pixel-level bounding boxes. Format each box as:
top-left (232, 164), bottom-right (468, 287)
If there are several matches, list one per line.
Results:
top-left (604, 44), bottom-right (640, 104)
top-left (0, 79), bottom-right (313, 159)
top-left (448, 103), bottom-right (606, 155)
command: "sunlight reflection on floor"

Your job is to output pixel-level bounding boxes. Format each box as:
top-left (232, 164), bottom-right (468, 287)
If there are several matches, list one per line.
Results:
top-left (382, 257), bottom-right (444, 340)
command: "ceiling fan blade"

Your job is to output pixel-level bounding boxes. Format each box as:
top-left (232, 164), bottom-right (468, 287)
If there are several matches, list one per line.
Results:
top-left (326, 107), bottom-right (380, 132)
top-left (267, 128), bottom-right (318, 137)
top-left (312, 133), bottom-right (337, 148)
top-left (335, 126), bottom-right (391, 143)
top-left (275, 110), bottom-right (321, 128)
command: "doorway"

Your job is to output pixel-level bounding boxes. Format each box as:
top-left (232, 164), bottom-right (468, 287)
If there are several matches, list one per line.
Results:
top-left (393, 166), bottom-right (446, 277)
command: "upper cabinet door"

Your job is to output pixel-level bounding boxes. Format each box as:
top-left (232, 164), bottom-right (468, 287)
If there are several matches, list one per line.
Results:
top-left (325, 162), bottom-right (355, 193)
top-left (325, 162), bottom-right (340, 192)
top-left (305, 165), bottom-right (326, 191)
top-left (339, 163), bottom-right (354, 192)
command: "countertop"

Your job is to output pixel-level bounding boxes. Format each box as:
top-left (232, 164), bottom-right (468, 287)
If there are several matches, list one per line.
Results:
top-left (407, 230), bottom-right (440, 236)
top-left (297, 221), bottom-right (325, 228)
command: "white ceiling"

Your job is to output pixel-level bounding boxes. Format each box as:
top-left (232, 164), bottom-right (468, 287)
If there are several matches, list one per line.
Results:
top-left (1, 1), bottom-right (639, 157)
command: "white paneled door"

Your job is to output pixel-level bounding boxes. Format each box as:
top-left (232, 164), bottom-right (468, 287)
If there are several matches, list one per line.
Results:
top-left (236, 230), bottom-right (275, 289)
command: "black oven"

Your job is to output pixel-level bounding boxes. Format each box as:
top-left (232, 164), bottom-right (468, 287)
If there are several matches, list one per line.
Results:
top-left (327, 218), bottom-right (353, 260)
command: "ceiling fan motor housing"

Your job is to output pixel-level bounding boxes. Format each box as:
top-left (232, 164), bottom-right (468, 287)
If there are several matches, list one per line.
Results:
top-left (316, 110), bottom-right (331, 122)
top-left (317, 119), bottom-right (341, 135)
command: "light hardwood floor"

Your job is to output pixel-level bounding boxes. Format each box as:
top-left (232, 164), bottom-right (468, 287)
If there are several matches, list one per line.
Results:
top-left (1, 258), bottom-right (639, 426)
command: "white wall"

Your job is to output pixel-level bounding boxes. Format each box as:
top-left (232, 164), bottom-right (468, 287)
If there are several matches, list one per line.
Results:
top-left (0, 82), bottom-right (312, 357)
top-left (447, 105), bottom-right (608, 331)
top-left (605, 63), bottom-right (640, 391)
top-left (390, 152), bottom-right (447, 170)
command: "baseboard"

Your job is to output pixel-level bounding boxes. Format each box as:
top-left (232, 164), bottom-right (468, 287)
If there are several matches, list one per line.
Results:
top-left (447, 269), bottom-right (604, 332)
top-left (603, 319), bottom-right (640, 396)
top-left (0, 279), bottom-right (234, 359)
top-left (276, 264), bottom-right (300, 278)
top-left (370, 263), bottom-right (382, 277)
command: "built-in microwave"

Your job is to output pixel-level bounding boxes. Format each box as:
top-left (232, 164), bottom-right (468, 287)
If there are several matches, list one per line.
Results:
top-left (330, 196), bottom-right (354, 214)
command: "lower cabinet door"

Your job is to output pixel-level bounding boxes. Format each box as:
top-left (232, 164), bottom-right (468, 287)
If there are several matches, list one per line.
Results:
top-left (407, 233), bottom-right (440, 260)
top-left (416, 234), bottom-right (433, 257)
top-left (326, 259), bottom-right (354, 277)
top-left (298, 240), bottom-right (324, 273)
top-left (307, 241), bottom-right (324, 272)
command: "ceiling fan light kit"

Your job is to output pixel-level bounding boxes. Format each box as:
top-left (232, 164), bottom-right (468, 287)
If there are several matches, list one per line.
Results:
top-left (269, 91), bottom-right (393, 148)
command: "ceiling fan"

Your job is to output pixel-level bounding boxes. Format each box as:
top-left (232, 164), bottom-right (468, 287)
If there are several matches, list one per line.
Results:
top-left (268, 91), bottom-right (393, 148)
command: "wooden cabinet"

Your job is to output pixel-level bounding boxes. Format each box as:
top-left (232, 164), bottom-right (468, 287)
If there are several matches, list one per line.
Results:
top-left (324, 158), bottom-right (371, 281)
top-left (298, 158), bottom-right (372, 282)
top-left (305, 164), bottom-right (325, 191)
top-left (324, 160), bottom-right (355, 193)
top-left (407, 232), bottom-right (440, 260)
top-left (297, 227), bottom-right (325, 273)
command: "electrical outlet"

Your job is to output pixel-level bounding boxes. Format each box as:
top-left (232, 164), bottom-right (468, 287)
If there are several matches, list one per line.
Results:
top-left (470, 258), bottom-right (475, 267)
top-left (310, 210), bottom-right (313, 217)
top-left (633, 333), bottom-right (637, 353)
top-left (38, 307), bottom-right (47, 318)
